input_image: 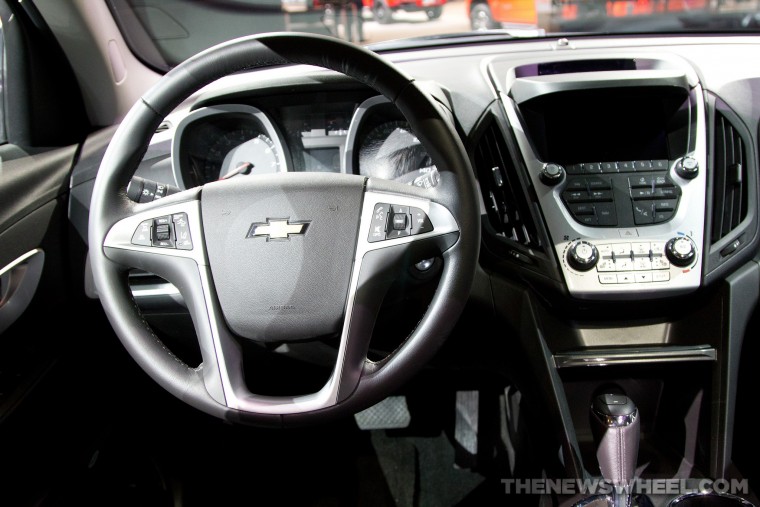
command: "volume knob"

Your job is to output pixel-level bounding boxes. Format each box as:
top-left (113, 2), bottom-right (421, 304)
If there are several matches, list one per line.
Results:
top-left (540, 163), bottom-right (565, 186)
top-left (567, 241), bottom-right (599, 271)
top-left (665, 237), bottom-right (697, 267)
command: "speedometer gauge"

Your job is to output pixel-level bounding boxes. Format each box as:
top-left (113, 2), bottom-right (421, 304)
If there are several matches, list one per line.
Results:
top-left (358, 121), bottom-right (436, 183)
top-left (173, 104), bottom-right (288, 188)
top-left (215, 132), bottom-right (281, 180)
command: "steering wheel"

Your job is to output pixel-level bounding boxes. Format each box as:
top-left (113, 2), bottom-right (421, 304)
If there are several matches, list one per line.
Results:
top-left (88, 33), bottom-right (480, 426)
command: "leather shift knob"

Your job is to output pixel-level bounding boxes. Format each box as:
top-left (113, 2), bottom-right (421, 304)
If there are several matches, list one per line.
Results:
top-left (591, 394), bottom-right (640, 488)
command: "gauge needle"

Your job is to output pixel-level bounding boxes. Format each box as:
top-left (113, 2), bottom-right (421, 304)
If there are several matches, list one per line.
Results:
top-left (219, 162), bottom-right (254, 180)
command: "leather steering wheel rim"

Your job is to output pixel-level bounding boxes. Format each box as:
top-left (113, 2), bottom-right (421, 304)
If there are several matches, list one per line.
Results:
top-left (88, 33), bottom-right (480, 426)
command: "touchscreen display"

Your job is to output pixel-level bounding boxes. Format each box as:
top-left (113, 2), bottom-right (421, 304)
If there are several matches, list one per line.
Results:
top-left (520, 87), bottom-right (690, 164)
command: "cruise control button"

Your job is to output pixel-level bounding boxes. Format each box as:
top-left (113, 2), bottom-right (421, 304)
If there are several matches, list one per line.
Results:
top-left (368, 203), bottom-right (390, 243)
top-left (410, 207), bottom-right (433, 235)
top-left (386, 229), bottom-right (410, 239)
top-left (172, 213), bottom-right (193, 250)
top-left (131, 220), bottom-right (152, 246)
top-left (155, 224), bottom-right (171, 241)
top-left (392, 213), bottom-right (408, 230)
top-left (154, 216), bottom-right (171, 226)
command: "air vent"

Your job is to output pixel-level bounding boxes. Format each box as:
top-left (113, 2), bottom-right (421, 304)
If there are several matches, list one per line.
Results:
top-left (155, 121), bottom-right (172, 133)
top-left (711, 113), bottom-right (748, 243)
top-left (473, 118), bottom-right (540, 249)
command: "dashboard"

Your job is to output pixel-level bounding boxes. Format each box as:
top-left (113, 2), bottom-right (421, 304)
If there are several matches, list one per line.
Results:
top-left (71, 35), bottom-right (760, 306)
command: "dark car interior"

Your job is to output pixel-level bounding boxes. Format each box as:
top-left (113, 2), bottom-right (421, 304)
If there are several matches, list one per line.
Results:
top-left (1, 0), bottom-right (759, 506)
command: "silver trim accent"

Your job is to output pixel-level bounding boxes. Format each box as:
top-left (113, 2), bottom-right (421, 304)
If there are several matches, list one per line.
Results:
top-left (509, 69), bottom-right (691, 104)
top-left (130, 283), bottom-right (181, 298)
top-left (592, 407), bottom-right (638, 428)
top-left (0, 249), bottom-right (45, 335)
top-left (103, 200), bottom-right (208, 266)
top-left (493, 59), bottom-right (707, 298)
top-left (0, 249), bottom-right (41, 278)
top-left (246, 218), bottom-right (310, 240)
top-left (343, 95), bottom-right (392, 175)
top-left (171, 104), bottom-right (288, 189)
top-left (669, 492), bottom-right (756, 507)
top-left (554, 346), bottom-right (717, 368)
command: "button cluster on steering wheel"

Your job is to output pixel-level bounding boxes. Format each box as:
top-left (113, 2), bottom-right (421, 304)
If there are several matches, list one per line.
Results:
top-left (131, 213), bottom-right (193, 250)
top-left (368, 203), bottom-right (434, 243)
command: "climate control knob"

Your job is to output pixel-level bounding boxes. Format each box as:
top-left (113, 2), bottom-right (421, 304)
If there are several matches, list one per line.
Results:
top-left (540, 163), bottom-right (565, 186)
top-left (567, 241), bottom-right (599, 271)
top-left (665, 237), bottom-right (697, 267)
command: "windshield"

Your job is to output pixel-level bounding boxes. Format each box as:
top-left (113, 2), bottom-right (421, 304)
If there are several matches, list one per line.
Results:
top-left (108, 0), bottom-right (760, 71)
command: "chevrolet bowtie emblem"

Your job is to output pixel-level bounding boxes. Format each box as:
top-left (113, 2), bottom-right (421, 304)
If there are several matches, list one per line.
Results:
top-left (246, 219), bottom-right (310, 241)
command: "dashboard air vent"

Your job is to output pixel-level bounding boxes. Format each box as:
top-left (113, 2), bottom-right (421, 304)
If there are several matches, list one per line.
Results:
top-left (474, 119), bottom-right (540, 249)
top-left (711, 113), bottom-right (748, 243)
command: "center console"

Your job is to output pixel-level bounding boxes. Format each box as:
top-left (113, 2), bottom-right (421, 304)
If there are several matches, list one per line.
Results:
top-left (491, 56), bottom-right (707, 299)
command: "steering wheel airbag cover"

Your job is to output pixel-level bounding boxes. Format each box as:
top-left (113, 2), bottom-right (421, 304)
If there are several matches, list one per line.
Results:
top-left (202, 173), bottom-right (365, 342)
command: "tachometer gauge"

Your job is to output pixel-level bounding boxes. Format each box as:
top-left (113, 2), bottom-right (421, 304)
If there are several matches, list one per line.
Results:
top-left (358, 121), bottom-right (436, 184)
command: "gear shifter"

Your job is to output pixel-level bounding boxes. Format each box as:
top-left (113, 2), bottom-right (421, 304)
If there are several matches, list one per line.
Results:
top-left (591, 394), bottom-right (640, 507)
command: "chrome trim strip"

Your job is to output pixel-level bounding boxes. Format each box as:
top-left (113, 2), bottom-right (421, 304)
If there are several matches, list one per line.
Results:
top-left (495, 61), bottom-right (706, 299)
top-left (130, 283), bottom-right (181, 298)
top-left (0, 249), bottom-right (42, 278)
top-left (103, 200), bottom-right (208, 266)
top-left (554, 346), bottom-right (717, 368)
top-left (171, 104), bottom-right (288, 189)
